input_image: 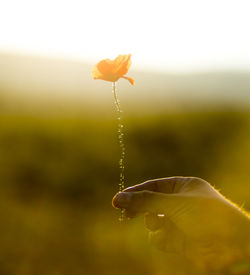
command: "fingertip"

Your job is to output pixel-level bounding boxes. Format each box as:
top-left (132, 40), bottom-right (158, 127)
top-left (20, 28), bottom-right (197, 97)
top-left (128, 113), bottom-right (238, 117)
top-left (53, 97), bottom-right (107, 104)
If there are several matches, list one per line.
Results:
top-left (112, 192), bottom-right (132, 209)
top-left (112, 193), bottom-right (120, 209)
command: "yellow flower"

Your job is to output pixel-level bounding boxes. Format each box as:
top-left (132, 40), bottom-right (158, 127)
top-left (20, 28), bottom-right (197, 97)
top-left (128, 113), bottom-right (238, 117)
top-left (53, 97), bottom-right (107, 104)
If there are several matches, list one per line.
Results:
top-left (92, 54), bottom-right (135, 85)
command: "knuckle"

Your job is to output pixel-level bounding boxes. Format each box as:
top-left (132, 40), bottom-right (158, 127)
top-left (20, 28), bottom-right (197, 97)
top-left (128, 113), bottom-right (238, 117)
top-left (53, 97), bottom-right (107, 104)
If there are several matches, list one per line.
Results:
top-left (182, 177), bottom-right (209, 190)
top-left (142, 179), bottom-right (153, 185)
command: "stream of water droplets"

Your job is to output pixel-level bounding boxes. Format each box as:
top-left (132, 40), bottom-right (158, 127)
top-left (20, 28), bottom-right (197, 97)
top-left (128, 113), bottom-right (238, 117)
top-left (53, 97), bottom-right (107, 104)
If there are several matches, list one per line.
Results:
top-left (112, 82), bottom-right (125, 222)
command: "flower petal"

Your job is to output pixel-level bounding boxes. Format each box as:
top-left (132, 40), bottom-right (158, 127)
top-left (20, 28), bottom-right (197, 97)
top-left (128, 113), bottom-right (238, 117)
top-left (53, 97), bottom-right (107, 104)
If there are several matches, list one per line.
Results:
top-left (92, 54), bottom-right (133, 84)
top-left (113, 55), bottom-right (131, 76)
top-left (97, 59), bottom-right (116, 74)
top-left (118, 55), bottom-right (132, 76)
top-left (91, 64), bottom-right (103, 79)
top-left (121, 76), bottom-right (135, 85)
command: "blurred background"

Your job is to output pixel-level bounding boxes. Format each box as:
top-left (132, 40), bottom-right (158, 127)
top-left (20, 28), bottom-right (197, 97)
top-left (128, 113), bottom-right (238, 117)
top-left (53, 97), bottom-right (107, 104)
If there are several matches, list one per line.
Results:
top-left (0, 0), bottom-right (250, 274)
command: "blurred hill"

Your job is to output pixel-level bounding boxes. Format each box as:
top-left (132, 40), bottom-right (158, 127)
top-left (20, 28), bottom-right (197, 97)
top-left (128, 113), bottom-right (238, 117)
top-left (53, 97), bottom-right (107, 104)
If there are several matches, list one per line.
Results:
top-left (0, 53), bottom-right (250, 112)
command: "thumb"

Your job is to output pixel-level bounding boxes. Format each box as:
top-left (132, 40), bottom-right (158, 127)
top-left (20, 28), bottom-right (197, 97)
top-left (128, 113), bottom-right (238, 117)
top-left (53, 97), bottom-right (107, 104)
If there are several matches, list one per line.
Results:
top-left (112, 191), bottom-right (191, 217)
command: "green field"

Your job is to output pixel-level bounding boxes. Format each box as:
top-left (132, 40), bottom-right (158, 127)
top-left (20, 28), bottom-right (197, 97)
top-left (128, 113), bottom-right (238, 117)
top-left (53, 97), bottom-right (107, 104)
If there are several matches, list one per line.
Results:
top-left (0, 104), bottom-right (249, 274)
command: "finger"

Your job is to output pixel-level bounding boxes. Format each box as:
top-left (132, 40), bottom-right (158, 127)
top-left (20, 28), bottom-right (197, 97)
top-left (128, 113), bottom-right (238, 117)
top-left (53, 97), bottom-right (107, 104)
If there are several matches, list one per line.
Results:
top-left (144, 213), bottom-right (165, 231)
top-left (122, 177), bottom-right (191, 194)
top-left (124, 209), bottom-right (137, 219)
top-left (149, 219), bottom-right (185, 253)
top-left (149, 228), bottom-right (166, 251)
top-left (112, 190), bottom-right (190, 217)
top-left (112, 192), bottom-right (129, 209)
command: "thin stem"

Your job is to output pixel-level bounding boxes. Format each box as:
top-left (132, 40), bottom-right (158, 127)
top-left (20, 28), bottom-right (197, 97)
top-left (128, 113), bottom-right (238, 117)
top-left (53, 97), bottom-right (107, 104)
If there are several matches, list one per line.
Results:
top-left (112, 82), bottom-right (125, 222)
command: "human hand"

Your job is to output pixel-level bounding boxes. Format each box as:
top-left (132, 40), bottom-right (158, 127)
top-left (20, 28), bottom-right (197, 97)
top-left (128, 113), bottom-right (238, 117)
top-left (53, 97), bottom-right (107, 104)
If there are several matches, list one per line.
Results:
top-left (112, 177), bottom-right (250, 273)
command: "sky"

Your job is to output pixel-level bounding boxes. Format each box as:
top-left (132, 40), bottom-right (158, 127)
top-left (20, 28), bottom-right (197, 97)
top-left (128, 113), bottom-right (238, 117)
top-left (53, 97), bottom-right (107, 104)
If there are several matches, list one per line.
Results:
top-left (0, 0), bottom-right (250, 72)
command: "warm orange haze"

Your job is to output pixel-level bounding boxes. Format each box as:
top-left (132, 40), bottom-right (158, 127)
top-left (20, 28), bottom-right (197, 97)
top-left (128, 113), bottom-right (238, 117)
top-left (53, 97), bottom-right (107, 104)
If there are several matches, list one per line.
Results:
top-left (0, 0), bottom-right (250, 274)
top-left (0, 52), bottom-right (249, 274)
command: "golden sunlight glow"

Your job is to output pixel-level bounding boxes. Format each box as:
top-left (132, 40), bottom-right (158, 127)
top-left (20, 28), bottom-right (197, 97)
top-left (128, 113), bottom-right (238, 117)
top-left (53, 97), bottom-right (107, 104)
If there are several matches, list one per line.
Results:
top-left (0, 0), bottom-right (250, 72)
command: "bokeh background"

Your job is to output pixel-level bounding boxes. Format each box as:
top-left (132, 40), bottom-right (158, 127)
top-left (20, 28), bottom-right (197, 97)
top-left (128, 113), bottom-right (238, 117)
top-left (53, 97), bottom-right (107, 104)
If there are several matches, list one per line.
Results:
top-left (0, 1), bottom-right (250, 274)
